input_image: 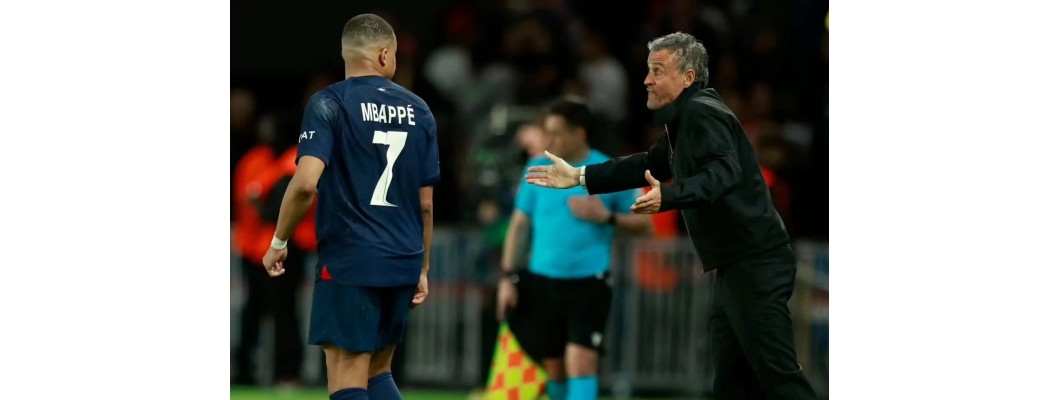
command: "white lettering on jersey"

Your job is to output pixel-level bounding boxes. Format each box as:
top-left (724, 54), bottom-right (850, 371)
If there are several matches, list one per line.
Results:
top-left (358, 102), bottom-right (419, 126)
top-left (298, 130), bottom-right (315, 143)
top-left (360, 103), bottom-right (371, 121)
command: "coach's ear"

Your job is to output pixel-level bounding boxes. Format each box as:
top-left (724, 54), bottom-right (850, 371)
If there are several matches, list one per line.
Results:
top-left (683, 68), bottom-right (695, 88)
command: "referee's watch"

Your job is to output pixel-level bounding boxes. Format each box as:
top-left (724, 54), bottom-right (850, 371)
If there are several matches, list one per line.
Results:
top-left (579, 166), bottom-right (587, 188)
top-left (503, 271), bottom-right (520, 284)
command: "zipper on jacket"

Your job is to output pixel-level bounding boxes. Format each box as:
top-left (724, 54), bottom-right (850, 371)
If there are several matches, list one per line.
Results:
top-left (664, 124), bottom-right (674, 163)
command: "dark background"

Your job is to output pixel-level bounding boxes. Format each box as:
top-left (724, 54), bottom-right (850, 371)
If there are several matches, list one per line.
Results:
top-left (231, 0), bottom-right (829, 238)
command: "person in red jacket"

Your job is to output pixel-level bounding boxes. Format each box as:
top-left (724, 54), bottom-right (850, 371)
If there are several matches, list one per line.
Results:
top-left (233, 117), bottom-right (306, 387)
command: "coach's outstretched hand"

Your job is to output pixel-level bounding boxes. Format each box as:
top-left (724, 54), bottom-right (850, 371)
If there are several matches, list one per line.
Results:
top-left (411, 272), bottom-right (429, 308)
top-left (262, 246), bottom-right (288, 277)
top-left (526, 151), bottom-right (580, 189)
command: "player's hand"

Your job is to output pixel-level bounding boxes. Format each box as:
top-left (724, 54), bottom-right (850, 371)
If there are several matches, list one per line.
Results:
top-left (631, 170), bottom-right (662, 214)
top-left (568, 195), bottom-right (609, 223)
top-left (496, 278), bottom-right (518, 321)
top-left (526, 151), bottom-right (580, 189)
top-left (262, 246), bottom-right (288, 277)
top-left (411, 272), bottom-right (429, 308)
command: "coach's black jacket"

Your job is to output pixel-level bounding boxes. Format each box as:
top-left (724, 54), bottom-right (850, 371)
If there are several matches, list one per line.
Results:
top-left (585, 82), bottom-right (790, 270)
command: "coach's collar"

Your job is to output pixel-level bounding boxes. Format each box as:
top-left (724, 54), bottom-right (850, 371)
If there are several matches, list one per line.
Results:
top-left (653, 81), bottom-right (705, 125)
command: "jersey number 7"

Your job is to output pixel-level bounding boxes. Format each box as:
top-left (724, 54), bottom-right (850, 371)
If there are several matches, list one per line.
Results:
top-left (370, 130), bottom-right (408, 207)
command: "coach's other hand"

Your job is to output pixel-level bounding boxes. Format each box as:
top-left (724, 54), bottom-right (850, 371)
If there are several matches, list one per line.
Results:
top-left (526, 151), bottom-right (579, 189)
top-left (631, 170), bottom-right (662, 214)
top-left (411, 272), bottom-right (429, 308)
top-left (262, 246), bottom-right (288, 277)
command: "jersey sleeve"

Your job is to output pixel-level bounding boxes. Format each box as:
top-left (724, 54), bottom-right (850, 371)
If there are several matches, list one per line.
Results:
top-left (421, 110), bottom-right (441, 186)
top-left (296, 93), bottom-right (341, 166)
top-left (514, 162), bottom-right (537, 216)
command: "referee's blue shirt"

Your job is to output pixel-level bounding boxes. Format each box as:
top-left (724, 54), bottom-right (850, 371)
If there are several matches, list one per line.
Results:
top-left (515, 149), bottom-right (639, 279)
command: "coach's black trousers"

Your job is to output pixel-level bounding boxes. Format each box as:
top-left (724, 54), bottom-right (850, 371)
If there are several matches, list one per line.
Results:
top-left (709, 246), bottom-right (816, 400)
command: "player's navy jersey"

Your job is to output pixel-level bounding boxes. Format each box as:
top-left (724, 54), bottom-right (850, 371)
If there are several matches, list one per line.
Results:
top-left (297, 75), bottom-right (440, 287)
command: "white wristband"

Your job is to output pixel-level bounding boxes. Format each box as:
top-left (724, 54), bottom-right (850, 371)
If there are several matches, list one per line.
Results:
top-left (579, 166), bottom-right (586, 187)
top-left (271, 236), bottom-right (288, 250)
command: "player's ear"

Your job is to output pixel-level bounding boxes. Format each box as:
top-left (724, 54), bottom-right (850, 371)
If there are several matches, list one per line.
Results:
top-left (683, 69), bottom-right (695, 88)
top-left (378, 47), bottom-right (389, 68)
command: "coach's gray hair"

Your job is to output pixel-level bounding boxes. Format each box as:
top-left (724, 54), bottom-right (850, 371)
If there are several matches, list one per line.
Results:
top-left (647, 32), bottom-right (709, 83)
top-left (341, 14), bottom-right (396, 48)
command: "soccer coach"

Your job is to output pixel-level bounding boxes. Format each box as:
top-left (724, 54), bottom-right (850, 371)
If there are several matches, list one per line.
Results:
top-left (526, 32), bottom-right (817, 400)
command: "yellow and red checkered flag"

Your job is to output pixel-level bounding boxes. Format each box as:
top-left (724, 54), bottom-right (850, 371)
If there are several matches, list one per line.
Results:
top-left (485, 322), bottom-right (547, 400)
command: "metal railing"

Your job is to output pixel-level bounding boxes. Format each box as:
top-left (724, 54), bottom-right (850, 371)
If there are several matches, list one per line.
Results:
top-left (230, 228), bottom-right (829, 398)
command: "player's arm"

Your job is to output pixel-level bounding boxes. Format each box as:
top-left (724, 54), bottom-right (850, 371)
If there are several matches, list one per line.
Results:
top-left (262, 93), bottom-right (337, 276)
top-left (419, 110), bottom-right (441, 276)
top-left (411, 186), bottom-right (433, 308)
top-left (273, 157), bottom-right (325, 242)
top-left (419, 186), bottom-right (433, 274)
top-left (413, 109), bottom-right (441, 308)
top-left (657, 106), bottom-right (741, 211)
top-left (583, 135), bottom-right (673, 195)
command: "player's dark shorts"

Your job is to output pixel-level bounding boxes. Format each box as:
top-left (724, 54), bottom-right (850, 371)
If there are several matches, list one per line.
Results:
top-left (308, 278), bottom-right (415, 353)
top-left (507, 270), bottom-right (612, 361)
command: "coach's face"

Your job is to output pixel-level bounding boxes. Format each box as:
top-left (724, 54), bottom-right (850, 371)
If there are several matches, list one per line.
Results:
top-left (644, 49), bottom-right (693, 110)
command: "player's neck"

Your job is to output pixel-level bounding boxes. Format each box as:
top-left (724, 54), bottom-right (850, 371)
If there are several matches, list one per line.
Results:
top-left (345, 70), bottom-right (384, 79)
top-left (345, 64), bottom-right (385, 79)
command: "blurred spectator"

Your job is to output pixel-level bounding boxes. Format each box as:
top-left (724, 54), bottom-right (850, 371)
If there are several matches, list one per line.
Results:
top-left (578, 30), bottom-right (629, 124)
top-left (742, 80), bottom-right (775, 143)
top-left (231, 89), bottom-right (257, 159)
top-left (232, 115), bottom-right (306, 387)
top-left (232, 115), bottom-right (281, 386)
top-left (754, 131), bottom-right (795, 231)
top-left (424, 7), bottom-right (477, 104)
top-left (231, 89), bottom-right (257, 220)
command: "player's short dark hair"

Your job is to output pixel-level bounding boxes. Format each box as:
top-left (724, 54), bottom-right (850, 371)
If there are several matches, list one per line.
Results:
top-left (341, 14), bottom-right (396, 48)
top-left (545, 97), bottom-right (593, 135)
